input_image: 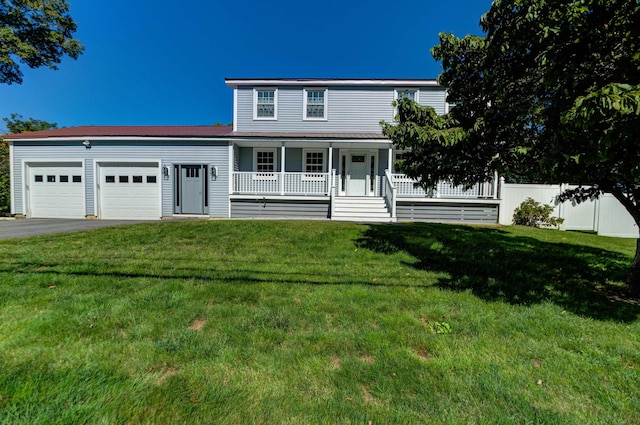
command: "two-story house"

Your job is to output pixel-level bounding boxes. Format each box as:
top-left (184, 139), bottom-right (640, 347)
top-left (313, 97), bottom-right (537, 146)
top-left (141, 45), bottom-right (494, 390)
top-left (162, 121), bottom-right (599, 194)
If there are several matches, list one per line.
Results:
top-left (5, 78), bottom-right (499, 222)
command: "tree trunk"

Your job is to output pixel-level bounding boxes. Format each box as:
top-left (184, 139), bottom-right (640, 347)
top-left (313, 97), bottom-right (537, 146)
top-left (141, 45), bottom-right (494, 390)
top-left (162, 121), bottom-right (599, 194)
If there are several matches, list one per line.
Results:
top-left (628, 239), bottom-right (640, 297)
top-left (608, 189), bottom-right (640, 296)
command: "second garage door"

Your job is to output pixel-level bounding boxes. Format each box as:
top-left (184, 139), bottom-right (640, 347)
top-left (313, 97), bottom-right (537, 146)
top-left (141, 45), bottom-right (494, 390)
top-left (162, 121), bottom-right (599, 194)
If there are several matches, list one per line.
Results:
top-left (98, 163), bottom-right (161, 219)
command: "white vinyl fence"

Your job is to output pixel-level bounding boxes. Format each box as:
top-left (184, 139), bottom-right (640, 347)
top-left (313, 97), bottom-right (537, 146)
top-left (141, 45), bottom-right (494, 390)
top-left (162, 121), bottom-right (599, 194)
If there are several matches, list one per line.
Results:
top-left (499, 182), bottom-right (638, 238)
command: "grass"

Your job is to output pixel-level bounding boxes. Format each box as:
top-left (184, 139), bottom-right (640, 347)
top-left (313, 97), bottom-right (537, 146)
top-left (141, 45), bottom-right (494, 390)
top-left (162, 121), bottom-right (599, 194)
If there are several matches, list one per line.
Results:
top-left (0, 220), bottom-right (638, 424)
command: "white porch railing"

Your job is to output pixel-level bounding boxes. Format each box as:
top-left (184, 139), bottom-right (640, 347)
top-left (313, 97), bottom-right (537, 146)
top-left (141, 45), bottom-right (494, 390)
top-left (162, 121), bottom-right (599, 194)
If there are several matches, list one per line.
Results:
top-left (391, 174), bottom-right (496, 199)
top-left (383, 169), bottom-right (397, 218)
top-left (233, 171), bottom-right (332, 195)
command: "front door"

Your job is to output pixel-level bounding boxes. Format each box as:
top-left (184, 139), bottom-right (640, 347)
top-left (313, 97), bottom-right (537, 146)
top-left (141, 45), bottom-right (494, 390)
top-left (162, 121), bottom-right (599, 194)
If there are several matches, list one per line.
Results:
top-left (347, 154), bottom-right (368, 196)
top-left (180, 165), bottom-right (205, 214)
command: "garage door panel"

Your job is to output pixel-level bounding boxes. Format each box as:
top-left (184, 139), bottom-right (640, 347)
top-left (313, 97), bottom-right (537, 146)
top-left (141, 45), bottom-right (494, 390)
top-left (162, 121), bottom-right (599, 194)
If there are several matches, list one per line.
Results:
top-left (28, 163), bottom-right (84, 218)
top-left (99, 163), bottom-right (160, 219)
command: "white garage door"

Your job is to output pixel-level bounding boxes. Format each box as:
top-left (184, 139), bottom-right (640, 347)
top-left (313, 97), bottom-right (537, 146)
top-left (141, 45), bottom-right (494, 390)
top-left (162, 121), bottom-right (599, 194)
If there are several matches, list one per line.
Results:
top-left (98, 162), bottom-right (160, 219)
top-left (27, 162), bottom-right (85, 218)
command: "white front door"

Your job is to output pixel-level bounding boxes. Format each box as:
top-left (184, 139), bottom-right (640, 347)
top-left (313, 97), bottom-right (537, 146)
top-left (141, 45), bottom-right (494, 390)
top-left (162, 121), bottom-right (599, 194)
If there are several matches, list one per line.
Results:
top-left (347, 154), bottom-right (368, 196)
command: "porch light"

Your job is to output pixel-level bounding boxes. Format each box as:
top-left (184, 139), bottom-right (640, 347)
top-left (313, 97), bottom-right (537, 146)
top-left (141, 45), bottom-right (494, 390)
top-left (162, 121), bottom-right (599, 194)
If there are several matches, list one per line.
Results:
top-left (163, 166), bottom-right (170, 179)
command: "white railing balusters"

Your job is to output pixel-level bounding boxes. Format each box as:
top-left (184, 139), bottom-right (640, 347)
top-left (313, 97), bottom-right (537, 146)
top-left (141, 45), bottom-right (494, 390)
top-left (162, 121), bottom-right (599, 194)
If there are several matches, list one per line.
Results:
top-left (233, 172), bottom-right (331, 196)
top-left (232, 172), bottom-right (495, 200)
top-left (390, 174), bottom-right (495, 199)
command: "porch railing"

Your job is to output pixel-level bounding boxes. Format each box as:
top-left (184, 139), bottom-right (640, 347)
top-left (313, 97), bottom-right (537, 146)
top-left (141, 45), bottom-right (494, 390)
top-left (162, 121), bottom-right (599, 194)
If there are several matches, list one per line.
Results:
top-left (383, 170), bottom-right (397, 218)
top-left (391, 174), bottom-right (496, 199)
top-left (233, 171), bottom-right (332, 195)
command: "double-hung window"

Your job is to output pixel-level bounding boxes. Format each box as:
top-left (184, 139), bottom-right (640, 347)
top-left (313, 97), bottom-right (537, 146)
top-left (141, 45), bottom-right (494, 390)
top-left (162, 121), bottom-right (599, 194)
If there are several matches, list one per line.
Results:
top-left (253, 149), bottom-right (277, 180)
top-left (395, 89), bottom-right (417, 102)
top-left (303, 150), bottom-right (325, 181)
top-left (394, 88), bottom-right (419, 120)
top-left (303, 89), bottom-right (327, 120)
top-left (254, 89), bottom-right (277, 120)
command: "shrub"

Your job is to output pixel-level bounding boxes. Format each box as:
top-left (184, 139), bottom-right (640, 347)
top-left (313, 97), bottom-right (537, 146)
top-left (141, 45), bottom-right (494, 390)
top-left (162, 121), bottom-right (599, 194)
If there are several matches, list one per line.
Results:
top-left (513, 197), bottom-right (564, 228)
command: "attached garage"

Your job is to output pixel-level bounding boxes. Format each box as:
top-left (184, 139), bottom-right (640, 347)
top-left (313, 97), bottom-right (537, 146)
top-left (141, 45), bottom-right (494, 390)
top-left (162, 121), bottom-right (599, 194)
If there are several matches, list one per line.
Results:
top-left (27, 162), bottom-right (85, 218)
top-left (97, 162), bottom-right (161, 219)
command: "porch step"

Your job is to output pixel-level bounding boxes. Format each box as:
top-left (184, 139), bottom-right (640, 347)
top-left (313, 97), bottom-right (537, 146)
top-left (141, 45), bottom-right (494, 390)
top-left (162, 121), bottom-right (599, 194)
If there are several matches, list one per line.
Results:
top-left (332, 197), bottom-right (394, 223)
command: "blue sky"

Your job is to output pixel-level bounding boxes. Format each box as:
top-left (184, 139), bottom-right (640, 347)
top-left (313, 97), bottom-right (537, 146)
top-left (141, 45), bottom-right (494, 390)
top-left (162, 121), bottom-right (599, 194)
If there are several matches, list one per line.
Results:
top-left (0, 0), bottom-right (492, 128)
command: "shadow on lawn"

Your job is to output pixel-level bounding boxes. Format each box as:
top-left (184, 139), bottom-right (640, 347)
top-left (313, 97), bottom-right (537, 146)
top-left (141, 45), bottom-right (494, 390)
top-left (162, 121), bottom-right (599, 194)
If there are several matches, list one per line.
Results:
top-left (355, 223), bottom-right (639, 322)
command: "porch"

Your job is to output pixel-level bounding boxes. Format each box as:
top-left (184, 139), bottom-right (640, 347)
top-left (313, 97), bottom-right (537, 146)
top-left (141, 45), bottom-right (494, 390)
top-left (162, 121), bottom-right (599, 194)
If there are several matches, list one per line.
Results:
top-left (228, 141), bottom-right (499, 222)
top-left (230, 170), bottom-right (499, 223)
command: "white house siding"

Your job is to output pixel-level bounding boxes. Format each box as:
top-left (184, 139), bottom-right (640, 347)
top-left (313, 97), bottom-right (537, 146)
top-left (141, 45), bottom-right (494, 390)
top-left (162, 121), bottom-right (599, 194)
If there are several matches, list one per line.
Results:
top-left (12, 140), bottom-right (229, 218)
top-left (418, 88), bottom-right (447, 115)
top-left (235, 86), bottom-right (446, 133)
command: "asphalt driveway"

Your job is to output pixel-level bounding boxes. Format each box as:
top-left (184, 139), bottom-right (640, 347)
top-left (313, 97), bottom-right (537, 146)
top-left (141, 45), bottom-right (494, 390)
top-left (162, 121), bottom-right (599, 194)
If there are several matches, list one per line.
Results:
top-left (0, 219), bottom-right (146, 239)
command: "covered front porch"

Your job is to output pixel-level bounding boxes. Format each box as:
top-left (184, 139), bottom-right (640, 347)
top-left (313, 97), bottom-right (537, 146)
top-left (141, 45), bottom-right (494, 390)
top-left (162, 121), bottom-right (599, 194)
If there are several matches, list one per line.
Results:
top-left (228, 138), bottom-right (499, 222)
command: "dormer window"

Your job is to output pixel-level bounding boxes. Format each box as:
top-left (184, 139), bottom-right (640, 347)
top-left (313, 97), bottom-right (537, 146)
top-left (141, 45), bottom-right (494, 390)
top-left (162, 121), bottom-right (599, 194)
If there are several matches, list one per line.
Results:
top-left (303, 88), bottom-right (327, 120)
top-left (254, 89), bottom-right (277, 120)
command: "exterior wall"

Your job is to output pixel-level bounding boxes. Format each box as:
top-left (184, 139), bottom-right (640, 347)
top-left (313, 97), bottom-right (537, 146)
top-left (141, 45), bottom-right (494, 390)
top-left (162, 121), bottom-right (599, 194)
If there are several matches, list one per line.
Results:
top-left (397, 201), bottom-right (499, 224)
top-left (285, 148), bottom-right (302, 172)
top-left (85, 158), bottom-right (95, 215)
top-left (236, 146), bottom-right (339, 173)
top-left (235, 85), bottom-right (446, 133)
top-left (12, 140), bottom-right (229, 218)
top-left (231, 198), bottom-right (330, 218)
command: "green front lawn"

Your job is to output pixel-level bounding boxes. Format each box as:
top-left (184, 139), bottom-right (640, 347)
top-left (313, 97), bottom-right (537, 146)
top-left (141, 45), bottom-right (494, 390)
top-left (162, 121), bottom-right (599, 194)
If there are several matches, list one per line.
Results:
top-left (0, 221), bottom-right (638, 424)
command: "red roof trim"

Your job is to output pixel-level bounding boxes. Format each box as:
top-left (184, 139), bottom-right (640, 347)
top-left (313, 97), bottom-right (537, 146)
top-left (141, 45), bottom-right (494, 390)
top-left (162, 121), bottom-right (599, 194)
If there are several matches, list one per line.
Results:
top-left (4, 125), bottom-right (233, 139)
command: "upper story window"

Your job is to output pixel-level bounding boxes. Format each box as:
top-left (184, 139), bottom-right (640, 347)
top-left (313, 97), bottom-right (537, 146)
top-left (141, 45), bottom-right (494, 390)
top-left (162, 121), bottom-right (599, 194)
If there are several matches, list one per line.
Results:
top-left (254, 89), bottom-right (277, 120)
top-left (395, 89), bottom-right (418, 103)
top-left (303, 88), bottom-right (327, 120)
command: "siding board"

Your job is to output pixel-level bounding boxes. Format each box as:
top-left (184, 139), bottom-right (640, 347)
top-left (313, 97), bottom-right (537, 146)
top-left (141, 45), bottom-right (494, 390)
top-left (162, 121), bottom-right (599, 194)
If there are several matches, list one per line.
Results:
top-left (236, 85), bottom-right (446, 133)
top-left (231, 199), bottom-right (330, 218)
top-left (85, 159), bottom-right (94, 215)
top-left (397, 202), bottom-right (498, 224)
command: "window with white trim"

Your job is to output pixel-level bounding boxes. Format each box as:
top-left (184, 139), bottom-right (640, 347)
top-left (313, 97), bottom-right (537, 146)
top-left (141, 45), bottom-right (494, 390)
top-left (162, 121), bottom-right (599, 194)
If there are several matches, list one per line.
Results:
top-left (303, 89), bottom-right (327, 120)
top-left (254, 89), bottom-right (277, 119)
top-left (254, 149), bottom-right (276, 173)
top-left (302, 150), bottom-right (325, 181)
top-left (395, 89), bottom-right (418, 102)
top-left (304, 150), bottom-right (324, 173)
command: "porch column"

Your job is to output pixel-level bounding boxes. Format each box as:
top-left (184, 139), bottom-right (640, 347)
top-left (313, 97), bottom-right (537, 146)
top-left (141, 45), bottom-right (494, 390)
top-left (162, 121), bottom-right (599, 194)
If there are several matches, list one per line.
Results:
top-left (388, 144), bottom-right (393, 172)
top-left (280, 142), bottom-right (286, 195)
top-left (328, 144), bottom-right (333, 195)
top-left (228, 142), bottom-right (234, 195)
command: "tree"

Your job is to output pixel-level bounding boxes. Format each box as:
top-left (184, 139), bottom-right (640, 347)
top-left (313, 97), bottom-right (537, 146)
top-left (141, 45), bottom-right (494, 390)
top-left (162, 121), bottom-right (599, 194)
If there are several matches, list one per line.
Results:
top-left (382, 0), bottom-right (640, 293)
top-left (0, 114), bottom-right (57, 216)
top-left (0, 0), bottom-right (83, 85)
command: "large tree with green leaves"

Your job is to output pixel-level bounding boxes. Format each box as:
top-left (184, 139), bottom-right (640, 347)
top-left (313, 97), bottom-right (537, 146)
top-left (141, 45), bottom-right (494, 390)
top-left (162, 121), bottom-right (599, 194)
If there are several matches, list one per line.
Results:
top-left (0, 0), bottom-right (83, 85)
top-left (0, 114), bottom-right (57, 215)
top-left (383, 0), bottom-right (640, 293)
